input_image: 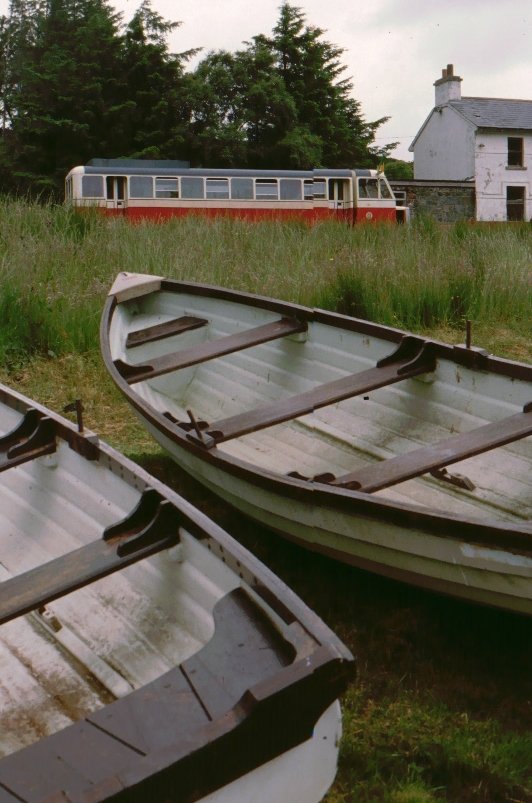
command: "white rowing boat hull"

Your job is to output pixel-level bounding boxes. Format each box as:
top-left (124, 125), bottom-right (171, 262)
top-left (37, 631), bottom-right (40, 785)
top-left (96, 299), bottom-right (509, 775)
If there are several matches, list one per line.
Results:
top-left (0, 383), bottom-right (352, 801)
top-left (102, 274), bottom-right (532, 616)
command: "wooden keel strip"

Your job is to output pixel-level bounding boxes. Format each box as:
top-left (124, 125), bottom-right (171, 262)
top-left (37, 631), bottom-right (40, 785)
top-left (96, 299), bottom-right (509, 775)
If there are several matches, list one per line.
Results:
top-left (197, 337), bottom-right (436, 446)
top-left (333, 402), bottom-right (532, 493)
top-left (116, 316), bottom-right (308, 384)
top-left (0, 491), bottom-right (180, 625)
top-left (126, 315), bottom-right (209, 349)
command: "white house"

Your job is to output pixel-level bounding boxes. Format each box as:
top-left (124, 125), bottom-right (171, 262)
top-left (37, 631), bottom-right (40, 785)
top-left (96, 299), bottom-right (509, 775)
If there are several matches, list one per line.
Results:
top-left (410, 65), bottom-right (532, 221)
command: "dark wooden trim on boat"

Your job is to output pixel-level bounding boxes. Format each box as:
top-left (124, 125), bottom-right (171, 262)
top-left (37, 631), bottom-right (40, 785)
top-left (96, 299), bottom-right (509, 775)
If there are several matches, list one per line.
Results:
top-left (333, 403), bottom-right (532, 493)
top-left (126, 315), bottom-right (209, 349)
top-left (185, 337), bottom-right (436, 447)
top-left (116, 317), bottom-right (308, 384)
top-left (0, 490), bottom-right (180, 625)
top-left (0, 408), bottom-right (56, 472)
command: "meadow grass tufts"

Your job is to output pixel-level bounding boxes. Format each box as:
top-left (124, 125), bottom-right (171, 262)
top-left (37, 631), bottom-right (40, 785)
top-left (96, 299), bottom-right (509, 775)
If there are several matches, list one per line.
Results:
top-left (0, 201), bottom-right (531, 801)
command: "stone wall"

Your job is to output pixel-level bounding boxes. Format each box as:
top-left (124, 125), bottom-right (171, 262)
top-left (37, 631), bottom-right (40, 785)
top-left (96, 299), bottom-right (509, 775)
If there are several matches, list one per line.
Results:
top-left (390, 180), bottom-right (476, 222)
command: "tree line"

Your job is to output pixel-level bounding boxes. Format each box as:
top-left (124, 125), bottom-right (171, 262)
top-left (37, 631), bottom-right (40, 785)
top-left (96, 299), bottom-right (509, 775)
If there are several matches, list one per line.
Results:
top-left (0, 0), bottom-right (411, 197)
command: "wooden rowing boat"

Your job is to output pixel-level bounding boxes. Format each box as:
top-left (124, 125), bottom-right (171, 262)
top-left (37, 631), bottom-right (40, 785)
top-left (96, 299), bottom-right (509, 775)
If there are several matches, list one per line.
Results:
top-left (0, 382), bottom-right (353, 802)
top-left (101, 273), bottom-right (532, 616)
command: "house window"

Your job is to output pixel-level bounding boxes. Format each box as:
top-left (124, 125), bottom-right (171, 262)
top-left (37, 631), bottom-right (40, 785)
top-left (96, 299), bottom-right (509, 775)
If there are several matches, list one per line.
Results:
top-left (506, 186), bottom-right (525, 221)
top-left (507, 137), bottom-right (524, 167)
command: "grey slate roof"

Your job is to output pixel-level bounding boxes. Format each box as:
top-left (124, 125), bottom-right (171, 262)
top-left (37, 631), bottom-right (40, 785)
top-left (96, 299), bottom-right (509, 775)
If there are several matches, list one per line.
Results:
top-left (448, 97), bottom-right (532, 130)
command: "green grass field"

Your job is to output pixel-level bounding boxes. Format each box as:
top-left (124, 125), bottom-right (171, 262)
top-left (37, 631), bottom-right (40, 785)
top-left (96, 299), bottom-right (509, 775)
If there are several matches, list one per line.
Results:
top-left (1, 202), bottom-right (531, 801)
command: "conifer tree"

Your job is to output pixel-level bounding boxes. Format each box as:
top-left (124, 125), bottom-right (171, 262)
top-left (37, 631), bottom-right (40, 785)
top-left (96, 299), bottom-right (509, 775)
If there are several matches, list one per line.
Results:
top-left (4, 0), bottom-right (124, 191)
top-left (118, 1), bottom-right (197, 159)
top-left (188, 3), bottom-right (395, 170)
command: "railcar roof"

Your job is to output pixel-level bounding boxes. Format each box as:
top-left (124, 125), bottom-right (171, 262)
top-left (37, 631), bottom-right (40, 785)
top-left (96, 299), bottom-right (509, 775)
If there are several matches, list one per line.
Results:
top-left (78, 165), bottom-right (376, 178)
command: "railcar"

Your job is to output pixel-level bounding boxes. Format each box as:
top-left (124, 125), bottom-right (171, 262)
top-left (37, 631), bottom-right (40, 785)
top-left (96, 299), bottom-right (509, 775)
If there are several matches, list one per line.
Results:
top-left (65, 160), bottom-right (408, 223)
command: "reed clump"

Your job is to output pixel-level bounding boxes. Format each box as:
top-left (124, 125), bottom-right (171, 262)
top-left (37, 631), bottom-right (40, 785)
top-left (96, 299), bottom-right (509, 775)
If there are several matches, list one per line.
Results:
top-left (0, 200), bottom-right (530, 366)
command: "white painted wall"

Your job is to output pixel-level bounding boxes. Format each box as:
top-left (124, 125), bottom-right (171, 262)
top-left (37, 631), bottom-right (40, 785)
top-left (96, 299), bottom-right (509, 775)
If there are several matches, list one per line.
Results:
top-left (413, 107), bottom-right (475, 181)
top-left (474, 132), bottom-right (531, 221)
top-left (413, 114), bottom-right (532, 220)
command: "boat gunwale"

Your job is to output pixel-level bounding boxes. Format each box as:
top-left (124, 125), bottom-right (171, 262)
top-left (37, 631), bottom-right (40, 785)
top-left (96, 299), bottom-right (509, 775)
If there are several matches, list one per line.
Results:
top-left (101, 284), bottom-right (532, 559)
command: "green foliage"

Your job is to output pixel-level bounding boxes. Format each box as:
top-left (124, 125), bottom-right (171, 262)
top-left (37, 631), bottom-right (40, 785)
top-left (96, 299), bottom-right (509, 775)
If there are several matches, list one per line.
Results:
top-left (0, 0), bottom-right (195, 193)
top-left (0, 1), bottom-right (397, 190)
top-left (4, 0), bottom-right (126, 192)
top-left (117, 1), bottom-right (196, 160)
top-left (188, 3), bottom-right (394, 169)
top-left (384, 159), bottom-right (414, 180)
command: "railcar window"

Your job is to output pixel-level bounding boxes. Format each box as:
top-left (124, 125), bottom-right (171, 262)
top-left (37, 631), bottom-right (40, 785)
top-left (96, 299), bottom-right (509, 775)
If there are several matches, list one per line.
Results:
top-left (313, 179), bottom-right (327, 199)
top-left (255, 179), bottom-right (279, 200)
top-left (206, 178), bottom-right (229, 199)
top-left (378, 179), bottom-right (393, 199)
top-left (231, 178), bottom-right (253, 199)
top-left (304, 180), bottom-right (314, 199)
top-left (358, 178), bottom-right (378, 198)
top-left (156, 177), bottom-right (179, 198)
top-left (81, 175), bottom-right (104, 198)
top-left (280, 179), bottom-right (302, 200)
top-left (181, 176), bottom-right (204, 199)
top-left (130, 176), bottom-right (154, 198)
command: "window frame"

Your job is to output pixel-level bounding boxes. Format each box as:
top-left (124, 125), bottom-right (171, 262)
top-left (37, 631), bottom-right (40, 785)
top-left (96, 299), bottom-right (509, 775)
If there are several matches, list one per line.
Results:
top-left (255, 178), bottom-right (279, 201)
top-left (507, 137), bottom-right (524, 168)
top-left (506, 185), bottom-right (526, 221)
top-left (155, 177), bottom-right (179, 199)
top-left (206, 177), bottom-right (230, 199)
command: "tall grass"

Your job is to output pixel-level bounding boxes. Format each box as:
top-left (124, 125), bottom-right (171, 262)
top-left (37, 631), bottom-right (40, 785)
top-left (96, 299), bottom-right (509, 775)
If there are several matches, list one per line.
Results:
top-left (1, 201), bottom-right (531, 801)
top-left (0, 198), bottom-right (530, 366)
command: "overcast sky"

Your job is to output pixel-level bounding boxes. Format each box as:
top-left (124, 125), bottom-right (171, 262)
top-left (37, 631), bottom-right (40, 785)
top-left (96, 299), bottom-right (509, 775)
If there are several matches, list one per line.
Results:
top-left (2, 0), bottom-right (530, 161)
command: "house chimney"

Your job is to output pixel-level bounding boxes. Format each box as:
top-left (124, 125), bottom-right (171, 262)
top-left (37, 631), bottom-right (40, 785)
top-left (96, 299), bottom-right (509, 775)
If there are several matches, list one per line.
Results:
top-left (434, 63), bottom-right (462, 105)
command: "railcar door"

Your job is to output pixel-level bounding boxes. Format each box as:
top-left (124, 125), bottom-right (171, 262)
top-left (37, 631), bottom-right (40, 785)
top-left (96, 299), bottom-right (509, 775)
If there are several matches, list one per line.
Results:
top-left (106, 176), bottom-right (127, 211)
top-left (329, 178), bottom-right (353, 220)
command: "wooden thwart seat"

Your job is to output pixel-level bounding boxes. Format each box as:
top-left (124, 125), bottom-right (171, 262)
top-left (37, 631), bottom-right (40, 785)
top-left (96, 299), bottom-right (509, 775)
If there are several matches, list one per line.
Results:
top-left (185, 336), bottom-right (436, 447)
top-left (332, 402), bottom-right (532, 493)
top-left (126, 315), bottom-right (208, 349)
top-left (0, 490), bottom-right (180, 626)
top-left (116, 316), bottom-right (308, 384)
top-left (0, 409), bottom-right (56, 473)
